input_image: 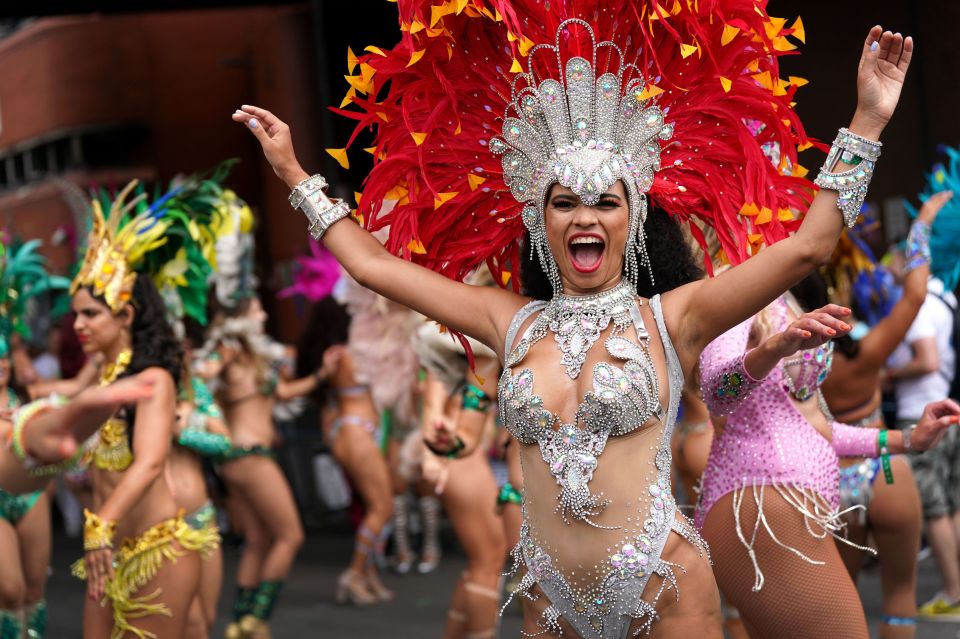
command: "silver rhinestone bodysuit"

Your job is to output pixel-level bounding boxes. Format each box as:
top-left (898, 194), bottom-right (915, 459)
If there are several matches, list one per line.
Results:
top-left (499, 284), bottom-right (707, 638)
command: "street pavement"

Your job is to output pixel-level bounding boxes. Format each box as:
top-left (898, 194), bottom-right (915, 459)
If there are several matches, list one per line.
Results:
top-left (45, 521), bottom-right (960, 638)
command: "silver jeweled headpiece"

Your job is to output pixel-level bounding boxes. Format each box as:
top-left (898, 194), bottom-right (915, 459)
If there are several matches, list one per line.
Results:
top-left (489, 19), bottom-right (673, 293)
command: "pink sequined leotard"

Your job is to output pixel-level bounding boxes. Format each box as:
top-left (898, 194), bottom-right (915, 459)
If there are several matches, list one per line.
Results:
top-left (694, 297), bottom-right (879, 583)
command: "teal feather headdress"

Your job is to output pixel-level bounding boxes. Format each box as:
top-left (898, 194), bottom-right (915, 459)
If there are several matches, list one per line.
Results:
top-left (906, 146), bottom-right (960, 291)
top-left (0, 237), bottom-right (71, 357)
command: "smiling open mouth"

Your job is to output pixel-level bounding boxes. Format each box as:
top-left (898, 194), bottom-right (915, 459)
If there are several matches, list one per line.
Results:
top-left (568, 235), bottom-right (605, 273)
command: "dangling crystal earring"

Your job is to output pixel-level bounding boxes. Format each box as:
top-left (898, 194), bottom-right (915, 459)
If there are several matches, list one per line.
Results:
top-left (523, 205), bottom-right (563, 295)
top-left (637, 195), bottom-right (654, 287)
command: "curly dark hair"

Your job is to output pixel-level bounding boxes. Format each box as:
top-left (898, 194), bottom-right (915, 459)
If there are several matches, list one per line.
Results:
top-left (789, 271), bottom-right (859, 359)
top-left (521, 206), bottom-right (704, 300)
top-left (295, 297), bottom-right (351, 403)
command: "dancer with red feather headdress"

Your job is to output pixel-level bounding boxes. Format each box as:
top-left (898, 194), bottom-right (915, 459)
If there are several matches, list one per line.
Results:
top-left (234, 0), bottom-right (918, 634)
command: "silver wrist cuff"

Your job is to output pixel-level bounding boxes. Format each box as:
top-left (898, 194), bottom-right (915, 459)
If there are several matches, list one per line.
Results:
top-left (288, 174), bottom-right (351, 241)
top-left (904, 423), bottom-right (916, 452)
top-left (813, 128), bottom-right (882, 228)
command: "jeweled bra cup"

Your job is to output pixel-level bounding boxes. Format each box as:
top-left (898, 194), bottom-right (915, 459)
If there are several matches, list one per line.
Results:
top-left (499, 292), bottom-right (708, 638)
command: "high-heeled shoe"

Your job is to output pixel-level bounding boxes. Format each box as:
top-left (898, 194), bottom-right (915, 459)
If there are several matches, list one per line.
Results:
top-left (417, 546), bottom-right (441, 574)
top-left (238, 615), bottom-right (272, 639)
top-left (224, 621), bottom-right (244, 639)
top-left (335, 570), bottom-right (378, 606)
top-left (365, 572), bottom-right (395, 602)
top-left (393, 550), bottom-right (415, 575)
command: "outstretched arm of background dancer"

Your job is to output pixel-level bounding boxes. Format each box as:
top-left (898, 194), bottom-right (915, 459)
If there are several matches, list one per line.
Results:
top-left (273, 345), bottom-right (345, 402)
top-left (232, 108), bottom-right (523, 355)
top-left (842, 398), bottom-right (960, 456)
top-left (855, 191), bottom-right (950, 369)
top-left (0, 377), bottom-right (155, 494)
top-left (668, 27), bottom-right (913, 368)
top-left (27, 356), bottom-right (100, 400)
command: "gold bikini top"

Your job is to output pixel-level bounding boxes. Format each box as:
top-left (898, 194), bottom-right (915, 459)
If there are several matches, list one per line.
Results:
top-left (93, 418), bottom-right (133, 472)
top-left (92, 349), bottom-right (134, 472)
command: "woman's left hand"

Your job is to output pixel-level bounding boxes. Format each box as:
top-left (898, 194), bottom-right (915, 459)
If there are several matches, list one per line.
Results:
top-left (852, 26), bottom-right (914, 136)
top-left (912, 399), bottom-right (960, 452)
top-left (85, 547), bottom-right (115, 601)
top-left (770, 304), bottom-right (852, 358)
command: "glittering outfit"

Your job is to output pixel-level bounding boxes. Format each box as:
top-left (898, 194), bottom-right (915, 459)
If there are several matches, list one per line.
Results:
top-left (72, 361), bottom-right (220, 639)
top-left (71, 514), bottom-right (219, 639)
top-left (67, 174), bottom-right (230, 639)
top-left (696, 296), bottom-right (880, 586)
top-left (0, 390), bottom-right (43, 526)
top-left (500, 283), bottom-right (707, 637)
top-left (324, 0), bottom-right (819, 634)
top-left (176, 377), bottom-right (225, 536)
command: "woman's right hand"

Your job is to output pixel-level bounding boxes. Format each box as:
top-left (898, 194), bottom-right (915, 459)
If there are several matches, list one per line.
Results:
top-left (420, 444), bottom-right (450, 495)
top-left (850, 26), bottom-right (914, 139)
top-left (316, 346), bottom-right (347, 383)
top-left (233, 106), bottom-right (308, 187)
top-left (422, 414), bottom-right (459, 454)
top-left (84, 547), bottom-right (115, 601)
top-left (917, 190), bottom-right (954, 225)
top-left (769, 304), bottom-right (852, 359)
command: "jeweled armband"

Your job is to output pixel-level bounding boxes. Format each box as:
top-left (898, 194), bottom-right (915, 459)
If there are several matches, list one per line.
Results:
top-left (83, 509), bottom-right (117, 551)
top-left (461, 383), bottom-right (491, 413)
top-left (903, 220), bottom-right (931, 274)
top-left (814, 128), bottom-right (882, 228)
top-left (9, 395), bottom-right (78, 477)
top-left (288, 174), bottom-right (352, 241)
top-left (178, 427), bottom-right (232, 458)
top-left (497, 482), bottom-right (523, 507)
top-left (705, 353), bottom-right (764, 415)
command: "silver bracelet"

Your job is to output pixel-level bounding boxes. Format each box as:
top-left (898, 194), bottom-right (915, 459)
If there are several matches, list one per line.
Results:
top-left (288, 174), bottom-right (352, 241)
top-left (903, 423), bottom-right (916, 452)
top-left (813, 128), bottom-right (882, 228)
top-left (903, 220), bottom-right (932, 274)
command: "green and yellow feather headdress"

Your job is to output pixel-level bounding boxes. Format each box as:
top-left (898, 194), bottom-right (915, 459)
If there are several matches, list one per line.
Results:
top-left (71, 161), bottom-right (237, 323)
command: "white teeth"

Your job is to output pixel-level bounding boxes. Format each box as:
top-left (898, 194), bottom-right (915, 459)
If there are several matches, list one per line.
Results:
top-left (570, 236), bottom-right (603, 245)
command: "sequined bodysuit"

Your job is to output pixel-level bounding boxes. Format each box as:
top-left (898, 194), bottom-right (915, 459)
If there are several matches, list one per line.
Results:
top-left (695, 296), bottom-right (879, 585)
top-left (499, 283), bottom-right (706, 638)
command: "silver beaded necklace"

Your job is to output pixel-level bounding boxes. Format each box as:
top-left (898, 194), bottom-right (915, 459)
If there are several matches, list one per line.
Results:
top-left (526, 279), bottom-right (642, 379)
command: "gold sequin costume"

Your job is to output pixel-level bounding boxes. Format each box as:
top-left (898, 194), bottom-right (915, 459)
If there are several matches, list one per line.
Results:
top-left (68, 170), bottom-right (236, 638)
top-left (71, 513), bottom-right (219, 639)
top-left (74, 347), bottom-right (221, 637)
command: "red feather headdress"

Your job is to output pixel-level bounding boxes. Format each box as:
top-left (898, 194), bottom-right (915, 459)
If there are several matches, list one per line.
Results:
top-left (334, 0), bottom-right (817, 287)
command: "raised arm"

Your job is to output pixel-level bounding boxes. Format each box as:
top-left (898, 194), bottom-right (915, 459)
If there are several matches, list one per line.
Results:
top-left (701, 300), bottom-right (851, 415)
top-left (668, 28), bottom-right (913, 368)
top-left (855, 192), bottom-right (951, 368)
top-left (232, 108), bottom-right (522, 354)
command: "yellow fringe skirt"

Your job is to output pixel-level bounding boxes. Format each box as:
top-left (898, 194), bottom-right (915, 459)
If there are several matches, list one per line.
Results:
top-left (72, 512), bottom-right (220, 639)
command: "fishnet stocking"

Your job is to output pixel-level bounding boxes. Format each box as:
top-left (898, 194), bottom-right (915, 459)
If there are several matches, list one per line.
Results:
top-left (702, 489), bottom-right (869, 639)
